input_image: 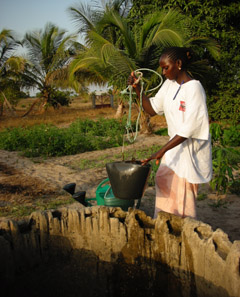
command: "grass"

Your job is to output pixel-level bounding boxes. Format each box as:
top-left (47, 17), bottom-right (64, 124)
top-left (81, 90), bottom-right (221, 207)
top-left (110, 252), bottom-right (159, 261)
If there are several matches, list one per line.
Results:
top-left (0, 194), bottom-right (75, 219)
top-left (0, 98), bottom-right (115, 132)
top-left (197, 193), bottom-right (207, 201)
top-left (208, 199), bottom-right (229, 209)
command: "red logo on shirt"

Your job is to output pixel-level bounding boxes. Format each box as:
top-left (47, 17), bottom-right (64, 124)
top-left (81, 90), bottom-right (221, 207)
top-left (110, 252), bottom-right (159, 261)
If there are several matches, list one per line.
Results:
top-left (179, 101), bottom-right (186, 112)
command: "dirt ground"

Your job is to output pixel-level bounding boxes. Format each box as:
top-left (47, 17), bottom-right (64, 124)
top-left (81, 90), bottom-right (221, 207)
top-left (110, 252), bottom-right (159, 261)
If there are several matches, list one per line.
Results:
top-left (0, 100), bottom-right (240, 243)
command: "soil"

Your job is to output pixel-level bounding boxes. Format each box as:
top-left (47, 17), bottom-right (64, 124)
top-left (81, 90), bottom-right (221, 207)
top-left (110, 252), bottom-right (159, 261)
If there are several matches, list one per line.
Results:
top-left (0, 101), bottom-right (240, 243)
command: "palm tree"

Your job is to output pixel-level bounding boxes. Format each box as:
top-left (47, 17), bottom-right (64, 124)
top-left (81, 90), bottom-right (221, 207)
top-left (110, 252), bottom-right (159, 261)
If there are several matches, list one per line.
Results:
top-left (21, 23), bottom-right (79, 112)
top-left (69, 4), bottom-right (219, 86)
top-left (68, 3), bottom-right (219, 132)
top-left (0, 29), bottom-right (23, 115)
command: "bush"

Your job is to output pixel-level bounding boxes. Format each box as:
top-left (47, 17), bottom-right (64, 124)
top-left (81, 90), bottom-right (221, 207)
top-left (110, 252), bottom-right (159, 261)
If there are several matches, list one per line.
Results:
top-left (222, 125), bottom-right (240, 147)
top-left (209, 123), bottom-right (240, 194)
top-left (154, 128), bottom-right (168, 136)
top-left (208, 92), bottom-right (240, 125)
top-left (210, 123), bottom-right (240, 147)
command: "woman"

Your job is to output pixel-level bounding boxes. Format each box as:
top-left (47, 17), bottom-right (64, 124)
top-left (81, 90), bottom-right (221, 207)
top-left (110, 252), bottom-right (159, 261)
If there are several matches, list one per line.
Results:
top-left (128, 47), bottom-right (212, 219)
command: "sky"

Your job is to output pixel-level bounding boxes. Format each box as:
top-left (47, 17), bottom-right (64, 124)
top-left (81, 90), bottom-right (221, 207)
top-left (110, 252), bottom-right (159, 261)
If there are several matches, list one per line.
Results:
top-left (0, 0), bottom-right (87, 39)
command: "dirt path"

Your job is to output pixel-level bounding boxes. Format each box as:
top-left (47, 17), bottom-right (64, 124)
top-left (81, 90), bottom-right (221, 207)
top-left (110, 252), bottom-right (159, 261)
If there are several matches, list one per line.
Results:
top-left (0, 134), bottom-right (240, 242)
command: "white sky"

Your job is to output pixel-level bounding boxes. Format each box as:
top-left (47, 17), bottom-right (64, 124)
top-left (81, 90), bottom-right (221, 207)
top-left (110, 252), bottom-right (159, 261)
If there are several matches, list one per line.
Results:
top-left (0, 0), bottom-right (88, 38)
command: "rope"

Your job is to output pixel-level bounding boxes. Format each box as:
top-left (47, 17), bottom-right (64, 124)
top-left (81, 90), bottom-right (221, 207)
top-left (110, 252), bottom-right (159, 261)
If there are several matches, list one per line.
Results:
top-left (122, 68), bottom-right (163, 143)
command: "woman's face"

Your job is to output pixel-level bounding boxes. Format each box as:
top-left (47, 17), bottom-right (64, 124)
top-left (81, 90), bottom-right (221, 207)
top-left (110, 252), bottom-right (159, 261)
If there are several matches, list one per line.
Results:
top-left (159, 55), bottom-right (180, 81)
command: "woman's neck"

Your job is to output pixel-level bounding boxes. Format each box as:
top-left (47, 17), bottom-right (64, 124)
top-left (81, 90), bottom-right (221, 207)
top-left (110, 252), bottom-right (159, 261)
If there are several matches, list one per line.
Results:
top-left (176, 71), bottom-right (192, 84)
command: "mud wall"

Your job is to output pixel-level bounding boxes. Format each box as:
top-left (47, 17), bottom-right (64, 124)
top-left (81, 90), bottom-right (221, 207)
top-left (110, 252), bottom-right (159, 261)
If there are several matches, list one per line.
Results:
top-left (0, 206), bottom-right (239, 297)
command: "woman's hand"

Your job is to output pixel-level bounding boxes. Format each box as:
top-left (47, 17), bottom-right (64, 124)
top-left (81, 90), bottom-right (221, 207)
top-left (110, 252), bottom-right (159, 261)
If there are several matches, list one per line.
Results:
top-left (141, 135), bottom-right (187, 166)
top-left (127, 72), bottom-right (140, 88)
top-left (141, 149), bottom-right (165, 166)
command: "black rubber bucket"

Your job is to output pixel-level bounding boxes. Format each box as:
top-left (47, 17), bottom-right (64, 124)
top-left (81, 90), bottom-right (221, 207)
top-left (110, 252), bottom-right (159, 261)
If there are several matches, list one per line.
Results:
top-left (72, 191), bottom-right (87, 206)
top-left (63, 183), bottom-right (76, 195)
top-left (106, 161), bottom-right (151, 200)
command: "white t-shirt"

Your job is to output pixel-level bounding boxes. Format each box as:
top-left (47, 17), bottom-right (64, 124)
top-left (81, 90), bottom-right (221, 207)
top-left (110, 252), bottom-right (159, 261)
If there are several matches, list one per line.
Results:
top-left (150, 79), bottom-right (212, 184)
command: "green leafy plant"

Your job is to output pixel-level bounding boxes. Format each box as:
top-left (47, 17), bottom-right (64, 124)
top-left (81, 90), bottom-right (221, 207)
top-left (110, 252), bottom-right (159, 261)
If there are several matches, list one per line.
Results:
top-left (209, 123), bottom-right (240, 195)
top-left (154, 128), bottom-right (168, 136)
top-left (0, 118), bottom-right (126, 157)
top-left (197, 193), bottom-right (207, 201)
top-left (229, 179), bottom-right (240, 195)
top-left (210, 123), bottom-right (223, 143)
top-left (210, 146), bottom-right (238, 194)
top-left (222, 125), bottom-right (240, 147)
top-left (208, 199), bottom-right (229, 209)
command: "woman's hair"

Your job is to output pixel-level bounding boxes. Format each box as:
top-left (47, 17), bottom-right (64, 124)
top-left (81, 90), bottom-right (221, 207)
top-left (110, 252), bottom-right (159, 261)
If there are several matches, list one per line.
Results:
top-left (160, 47), bottom-right (194, 70)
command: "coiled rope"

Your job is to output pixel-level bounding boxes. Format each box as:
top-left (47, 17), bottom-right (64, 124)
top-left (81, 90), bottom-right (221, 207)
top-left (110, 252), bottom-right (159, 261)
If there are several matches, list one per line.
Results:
top-left (122, 68), bottom-right (163, 143)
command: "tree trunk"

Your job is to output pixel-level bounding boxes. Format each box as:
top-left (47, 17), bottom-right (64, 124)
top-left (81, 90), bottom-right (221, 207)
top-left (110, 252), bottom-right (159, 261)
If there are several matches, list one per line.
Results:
top-left (0, 101), bottom-right (3, 116)
top-left (38, 98), bottom-right (48, 114)
top-left (115, 101), bottom-right (124, 119)
top-left (22, 98), bottom-right (41, 117)
top-left (1, 92), bottom-right (16, 115)
top-left (140, 111), bottom-right (153, 134)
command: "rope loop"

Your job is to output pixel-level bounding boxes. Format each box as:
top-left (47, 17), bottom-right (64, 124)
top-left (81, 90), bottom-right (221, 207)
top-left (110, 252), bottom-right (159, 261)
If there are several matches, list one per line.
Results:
top-left (123, 68), bottom-right (163, 143)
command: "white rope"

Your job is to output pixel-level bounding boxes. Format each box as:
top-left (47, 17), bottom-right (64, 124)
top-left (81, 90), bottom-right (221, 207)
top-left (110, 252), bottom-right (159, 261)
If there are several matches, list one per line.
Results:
top-left (122, 68), bottom-right (163, 143)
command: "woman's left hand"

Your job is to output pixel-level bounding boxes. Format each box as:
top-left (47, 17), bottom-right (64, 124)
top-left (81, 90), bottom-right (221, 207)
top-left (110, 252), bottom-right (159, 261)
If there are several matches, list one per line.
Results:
top-left (141, 149), bottom-right (165, 166)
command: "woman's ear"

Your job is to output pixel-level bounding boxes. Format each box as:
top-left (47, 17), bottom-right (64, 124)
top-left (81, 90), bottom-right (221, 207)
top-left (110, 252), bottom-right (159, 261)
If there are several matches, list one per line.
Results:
top-left (177, 59), bottom-right (182, 70)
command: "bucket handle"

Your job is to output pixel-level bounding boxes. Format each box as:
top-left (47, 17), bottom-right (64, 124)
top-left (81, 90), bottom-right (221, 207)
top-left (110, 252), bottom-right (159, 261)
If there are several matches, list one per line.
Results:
top-left (98, 177), bottom-right (110, 189)
top-left (104, 185), bottom-right (112, 199)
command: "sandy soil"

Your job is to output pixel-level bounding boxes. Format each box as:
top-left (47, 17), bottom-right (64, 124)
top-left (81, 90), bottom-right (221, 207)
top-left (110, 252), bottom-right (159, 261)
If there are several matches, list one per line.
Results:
top-left (0, 132), bottom-right (240, 243)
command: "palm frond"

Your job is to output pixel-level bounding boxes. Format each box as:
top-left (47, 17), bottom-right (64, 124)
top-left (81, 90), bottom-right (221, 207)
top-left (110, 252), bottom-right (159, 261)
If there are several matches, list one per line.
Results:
top-left (97, 9), bottom-right (136, 57)
top-left (147, 10), bottom-right (186, 48)
top-left (67, 3), bottom-right (101, 34)
top-left (185, 37), bottom-right (220, 60)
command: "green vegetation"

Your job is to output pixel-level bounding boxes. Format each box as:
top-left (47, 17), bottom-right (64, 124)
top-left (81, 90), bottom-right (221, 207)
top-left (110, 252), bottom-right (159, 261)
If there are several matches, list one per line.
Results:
top-left (210, 123), bottom-right (240, 195)
top-left (154, 128), bottom-right (168, 136)
top-left (208, 199), bottom-right (229, 209)
top-left (129, 0), bottom-right (240, 124)
top-left (197, 193), bottom-right (207, 201)
top-left (69, 2), bottom-right (219, 93)
top-left (0, 118), bottom-right (126, 157)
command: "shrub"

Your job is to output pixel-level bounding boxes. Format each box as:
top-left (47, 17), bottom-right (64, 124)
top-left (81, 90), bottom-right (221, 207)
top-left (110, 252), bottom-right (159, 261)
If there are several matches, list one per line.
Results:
top-left (208, 92), bottom-right (240, 125)
top-left (154, 128), bottom-right (168, 136)
top-left (222, 125), bottom-right (240, 147)
top-left (209, 123), bottom-right (240, 194)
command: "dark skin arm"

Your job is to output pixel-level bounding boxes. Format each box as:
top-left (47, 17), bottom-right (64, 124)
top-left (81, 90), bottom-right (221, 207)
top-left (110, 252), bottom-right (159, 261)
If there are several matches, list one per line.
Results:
top-left (141, 134), bottom-right (187, 165)
top-left (127, 72), bottom-right (187, 165)
top-left (128, 72), bottom-right (156, 116)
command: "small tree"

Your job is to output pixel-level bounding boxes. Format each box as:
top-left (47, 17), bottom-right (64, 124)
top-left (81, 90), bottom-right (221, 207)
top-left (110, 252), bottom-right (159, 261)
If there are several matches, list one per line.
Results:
top-left (20, 23), bottom-right (78, 112)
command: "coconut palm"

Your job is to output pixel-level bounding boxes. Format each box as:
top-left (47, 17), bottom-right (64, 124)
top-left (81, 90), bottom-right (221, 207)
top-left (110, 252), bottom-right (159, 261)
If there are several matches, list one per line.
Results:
top-left (67, 0), bottom-right (133, 86)
top-left (0, 29), bottom-right (24, 114)
top-left (20, 23), bottom-right (80, 111)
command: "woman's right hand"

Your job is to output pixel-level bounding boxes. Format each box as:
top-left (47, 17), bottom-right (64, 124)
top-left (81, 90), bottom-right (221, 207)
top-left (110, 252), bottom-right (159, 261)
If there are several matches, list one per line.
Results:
top-left (127, 71), bottom-right (139, 88)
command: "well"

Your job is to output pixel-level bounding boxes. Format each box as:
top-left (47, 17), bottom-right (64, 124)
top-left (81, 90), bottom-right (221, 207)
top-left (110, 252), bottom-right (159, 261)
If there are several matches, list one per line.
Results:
top-left (0, 207), bottom-right (239, 297)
